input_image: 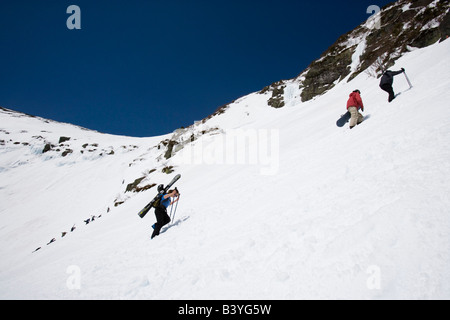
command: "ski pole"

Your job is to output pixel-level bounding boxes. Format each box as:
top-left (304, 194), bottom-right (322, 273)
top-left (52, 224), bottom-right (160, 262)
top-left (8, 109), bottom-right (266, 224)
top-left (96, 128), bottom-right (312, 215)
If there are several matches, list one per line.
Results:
top-left (404, 71), bottom-right (413, 89)
top-left (169, 199), bottom-right (175, 221)
top-left (172, 195), bottom-right (180, 224)
top-left (169, 194), bottom-right (178, 222)
top-left (169, 189), bottom-right (178, 221)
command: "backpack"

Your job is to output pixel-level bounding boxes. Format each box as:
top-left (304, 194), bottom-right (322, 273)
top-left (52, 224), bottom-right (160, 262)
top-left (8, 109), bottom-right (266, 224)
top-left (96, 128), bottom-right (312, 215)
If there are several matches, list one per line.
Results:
top-left (152, 184), bottom-right (165, 208)
top-left (152, 196), bottom-right (162, 208)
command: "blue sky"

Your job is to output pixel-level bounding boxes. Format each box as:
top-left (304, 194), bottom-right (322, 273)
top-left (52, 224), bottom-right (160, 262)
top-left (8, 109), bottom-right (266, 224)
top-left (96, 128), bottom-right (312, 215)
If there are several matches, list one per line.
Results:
top-left (0, 0), bottom-right (394, 137)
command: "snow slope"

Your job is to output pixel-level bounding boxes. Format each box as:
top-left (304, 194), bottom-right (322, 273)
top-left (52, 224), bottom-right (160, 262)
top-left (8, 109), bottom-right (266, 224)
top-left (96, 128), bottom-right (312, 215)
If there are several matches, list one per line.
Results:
top-left (0, 39), bottom-right (449, 300)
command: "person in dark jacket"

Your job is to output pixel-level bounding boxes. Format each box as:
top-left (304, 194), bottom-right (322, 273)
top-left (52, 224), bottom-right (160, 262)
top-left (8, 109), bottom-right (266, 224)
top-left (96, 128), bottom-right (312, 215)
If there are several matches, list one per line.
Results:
top-left (151, 188), bottom-right (180, 239)
top-left (379, 68), bottom-right (405, 102)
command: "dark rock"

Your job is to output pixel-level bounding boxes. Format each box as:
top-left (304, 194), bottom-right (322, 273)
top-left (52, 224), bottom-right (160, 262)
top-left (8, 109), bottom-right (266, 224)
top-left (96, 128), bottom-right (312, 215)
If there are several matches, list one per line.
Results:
top-left (59, 136), bottom-right (71, 144)
top-left (43, 143), bottom-right (53, 153)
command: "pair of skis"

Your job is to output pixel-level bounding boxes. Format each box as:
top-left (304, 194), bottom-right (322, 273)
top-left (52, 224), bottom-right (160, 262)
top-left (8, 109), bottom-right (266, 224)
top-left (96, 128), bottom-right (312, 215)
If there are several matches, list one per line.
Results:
top-left (137, 174), bottom-right (181, 219)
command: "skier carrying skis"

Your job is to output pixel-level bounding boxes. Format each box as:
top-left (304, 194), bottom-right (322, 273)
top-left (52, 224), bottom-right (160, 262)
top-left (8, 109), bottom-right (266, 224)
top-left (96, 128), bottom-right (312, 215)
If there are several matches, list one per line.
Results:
top-left (379, 68), bottom-right (405, 102)
top-left (347, 89), bottom-right (365, 129)
top-left (151, 188), bottom-right (180, 239)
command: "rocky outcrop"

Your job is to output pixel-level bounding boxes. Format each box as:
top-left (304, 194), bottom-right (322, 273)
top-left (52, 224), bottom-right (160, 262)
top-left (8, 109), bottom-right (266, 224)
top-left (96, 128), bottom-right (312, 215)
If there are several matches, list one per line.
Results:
top-left (300, 45), bottom-right (354, 102)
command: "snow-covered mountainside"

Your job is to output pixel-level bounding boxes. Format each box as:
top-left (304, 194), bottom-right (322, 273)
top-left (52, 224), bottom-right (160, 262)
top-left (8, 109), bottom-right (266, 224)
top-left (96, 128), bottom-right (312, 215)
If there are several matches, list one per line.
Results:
top-left (1, 4), bottom-right (450, 299)
top-left (262, 0), bottom-right (449, 104)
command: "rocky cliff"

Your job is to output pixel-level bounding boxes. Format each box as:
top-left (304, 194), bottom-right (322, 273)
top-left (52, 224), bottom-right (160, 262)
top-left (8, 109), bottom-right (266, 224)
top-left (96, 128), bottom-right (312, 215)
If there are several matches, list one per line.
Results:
top-left (261, 0), bottom-right (450, 104)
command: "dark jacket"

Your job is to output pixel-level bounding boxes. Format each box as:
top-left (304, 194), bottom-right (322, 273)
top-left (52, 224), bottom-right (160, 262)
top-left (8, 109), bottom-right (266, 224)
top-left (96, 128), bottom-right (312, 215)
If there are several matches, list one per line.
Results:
top-left (380, 70), bottom-right (403, 87)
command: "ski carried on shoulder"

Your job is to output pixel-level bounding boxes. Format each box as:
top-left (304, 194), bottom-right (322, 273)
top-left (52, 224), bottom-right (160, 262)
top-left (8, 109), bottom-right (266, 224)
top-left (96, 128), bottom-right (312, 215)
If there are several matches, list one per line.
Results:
top-left (138, 174), bottom-right (181, 219)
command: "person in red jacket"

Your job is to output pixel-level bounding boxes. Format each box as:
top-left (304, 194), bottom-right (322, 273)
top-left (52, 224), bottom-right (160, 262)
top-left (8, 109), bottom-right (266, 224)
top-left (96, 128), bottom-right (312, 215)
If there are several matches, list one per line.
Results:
top-left (347, 89), bottom-right (365, 129)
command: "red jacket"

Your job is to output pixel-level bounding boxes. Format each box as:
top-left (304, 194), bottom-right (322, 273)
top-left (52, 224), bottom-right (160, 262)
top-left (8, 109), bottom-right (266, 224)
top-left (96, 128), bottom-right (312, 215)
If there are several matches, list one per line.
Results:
top-left (347, 92), bottom-right (364, 111)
